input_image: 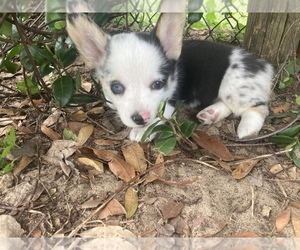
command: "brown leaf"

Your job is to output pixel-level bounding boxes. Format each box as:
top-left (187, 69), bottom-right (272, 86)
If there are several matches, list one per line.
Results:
top-left (13, 156), bottom-right (34, 175)
top-left (230, 231), bottom-right (260, 237)
top-left (290, 201), bottom-right (300, 210)
top-left (121, 142), bottom-right (147, 172)
top-left (81, 198), bottom-right (102, 209)
top-left (98, 199), bottom-right (126, 219)
top-left (94, 139), bottom-right (119, 146)
top-left (156, 224), bottom-right (175, 237)
top-left (77, 124), bottom-right (94, 146)
top-left (232, 159), bottom-right (259, 180)
top-left (41, 124), bottom-right (60, 141)
top-left (192, 216), bottom-right (226, 237)
top-left (276, 208), bottom-right (291, 233)
top-left (109, 158), bottom-right (136, 182)
top-left (143, 153), bottom-right (165, 185)
top-left (160, 201), bottom-right (184, 220)
top-left (169, 216), bottom-right (190, 236)
top-left (80, 225), bottom-right (136, 238)
top-left (271, 103), bottom-right (290, 114)
top-left (192, 130), bottom-right (234, 161)
top-left (124, 186), bottom-right (138, 219)
top-left (291, 207), bottom-right (300, 237)
top-left (76, 157), bottom-right (104, 173)
top-left (70, 110), bottom-right (88, 122)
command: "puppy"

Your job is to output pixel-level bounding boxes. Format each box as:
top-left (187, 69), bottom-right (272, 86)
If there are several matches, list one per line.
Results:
top-left (66, 0), bottom-right (274, 141)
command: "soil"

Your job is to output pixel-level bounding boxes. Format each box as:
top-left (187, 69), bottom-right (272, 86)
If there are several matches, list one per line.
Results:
top-left (0, 56), bottom-right (300, 244)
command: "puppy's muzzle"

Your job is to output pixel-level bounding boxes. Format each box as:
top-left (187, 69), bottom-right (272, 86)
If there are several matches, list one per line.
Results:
top-left (131, 111), bottom-right (150, 126)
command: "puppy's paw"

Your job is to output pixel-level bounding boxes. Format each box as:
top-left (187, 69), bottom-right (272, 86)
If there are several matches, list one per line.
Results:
top-left (237, 109), bottom-right (266, 138)
top-left (197, 101), bottom-right (232, 124)
top-left (129, 127), bottom-right (156, 142)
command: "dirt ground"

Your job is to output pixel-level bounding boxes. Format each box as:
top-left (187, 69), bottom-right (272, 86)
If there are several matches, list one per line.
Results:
top-left (0, 58), bottom-right (300, 246)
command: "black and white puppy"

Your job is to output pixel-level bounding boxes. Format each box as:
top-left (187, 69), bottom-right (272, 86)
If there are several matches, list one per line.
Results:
top-left (66, 0), bottom-right (274, 141)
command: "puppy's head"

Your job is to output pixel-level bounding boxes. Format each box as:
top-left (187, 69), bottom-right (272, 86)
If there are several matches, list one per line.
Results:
top-left (66, 0), bottom-right (185, 128)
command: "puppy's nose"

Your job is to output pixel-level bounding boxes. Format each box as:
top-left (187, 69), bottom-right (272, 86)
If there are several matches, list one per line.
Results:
top-left (132, 111), bottom-right (150, 125)
top-left (131, 113), bottom-right (146, 125)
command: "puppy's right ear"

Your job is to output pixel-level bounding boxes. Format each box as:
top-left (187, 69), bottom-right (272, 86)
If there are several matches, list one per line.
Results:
top-left (66, 0), bottom-right (110, 69)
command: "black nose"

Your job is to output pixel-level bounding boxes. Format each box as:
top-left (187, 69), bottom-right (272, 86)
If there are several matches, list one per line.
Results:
top-left (131, 113), bottom-right (146, 125)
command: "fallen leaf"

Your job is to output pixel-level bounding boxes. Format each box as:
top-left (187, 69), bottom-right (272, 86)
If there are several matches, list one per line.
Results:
top-left (169, 216), bottom-right (190, 236)
top-left (290, 201), bottom-right (300, 209)
top-left (230, 231), bottom-right (260, 237)
top-left (94, 139), bottom-right (119, 146)
top-left (270, 164), bottom-right (297, 179)
top-left (67, 121), bottom-right (85, 133)
top-left (42, 109), bottom-right (62, 126)
top-left (160, 201), bottom-right (184, 220)
top-left (81, 81), bottom-right (92, 92)
top-left (46, 140), bottom-right (77, 159)
top-left (81, 198), bottom-right (102, 209)
top-left (80, 225), bottom-right (136, 238)
top-left (271, 103), bottom-right (290, 114)
top-left (291, 207), bottom-right (300, 237)
top-left (276, 208), bottom-right (291, 233)
top-left (13, 156), bottom-right (34, 175)
top-left (192, 130), bottom-right (234, 161)
top-left (156, 224), bottom-right (175, 237)
top-left (70, 110), bottom-right (88, 122)
top-left (121, 142), bottom-right (147, 172)
top-left (144, 153), bottom-right (165, 185)
top-left (88, 107), bottom-right (105, 115)
top-left (192, 216), bottom-right (226, 237)
top-left (42, 156), bottom-right (72, 176)
top-left (77, 157), bottom-right (104, 173)
top-left (232, 159), bottom-right (259, 180)
top-left (98, 199), bottom-right (126, 219)
top-left (41, 124), bottom-right (61, 141)
top-left (77, 124), bottom-right (94, 146)
top-left (124, 186), bottom-right (138, 219)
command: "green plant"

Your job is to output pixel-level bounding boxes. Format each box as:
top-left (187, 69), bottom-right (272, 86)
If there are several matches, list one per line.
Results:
top-left (278, 59), bottom-right (300, 90)
top-left (0, 127), bottom-right (18, 174)
top-left (141, 101), bottom-right (196, 155)
top-left (270, 125), bottom-right (300, 169)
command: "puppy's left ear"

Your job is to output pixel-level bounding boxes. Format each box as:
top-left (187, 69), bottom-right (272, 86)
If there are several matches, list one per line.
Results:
top-left (155, 0), bottom-right (186, 60)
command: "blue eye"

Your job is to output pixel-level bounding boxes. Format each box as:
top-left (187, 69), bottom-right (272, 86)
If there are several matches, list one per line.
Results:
top-left (151, 80), bottom-right (167, 90)
top-left (111, 81), bottom-right (125, 95)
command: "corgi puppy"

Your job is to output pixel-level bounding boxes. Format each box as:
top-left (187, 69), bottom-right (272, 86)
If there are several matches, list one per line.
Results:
top-left (66, 0), bottom-right (274, 142)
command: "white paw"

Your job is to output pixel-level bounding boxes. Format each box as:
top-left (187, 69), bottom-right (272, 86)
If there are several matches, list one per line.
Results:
top-left (197, 101), bottom-right (232, 124)
top-left (128, 127), bottom-right (157, 142)
top-left (237, 109), bottom-right (266, 138)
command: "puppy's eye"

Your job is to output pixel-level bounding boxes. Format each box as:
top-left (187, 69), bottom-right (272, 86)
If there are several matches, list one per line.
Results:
top-left (111, 81), bottom-right (125, 95)
top-left (151, 80), bottom-right (167, 90)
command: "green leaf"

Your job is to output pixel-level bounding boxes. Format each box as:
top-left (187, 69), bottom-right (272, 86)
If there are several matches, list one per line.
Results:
top-left (0, 19), bottom-right (12, 37)
top-left (154, 137), bottom-right (177, 156)
top-left (269, 135), bottom-right (297, 146)
top-left (52, 76), bottom-right (74, 107)
top-left (6, 127), bottom-right (16, 147)
top-left (75, 71), bottom-right (82, 91)
top-left (17, 77), bottom-right (40, 95)
top-left (153, 125), bottom-right (174, 140)
top-left (4, 61), bottom-right (20, 74)
top-left (93, 13), bottom-right (110, 27)
top-left (296, 96), bottom-right (300, 106)
top-left (141, 120), bottom-right (161, 142)
top-left (188, 0), bottom-right (204, 11)
top-left (6, 45), bottom-right (23, 61)
top-left (279, 125), bottom-right (300, 138)
top-left (188, 13), bottom-right (203, 25)
top-left (291, 144), bottom-right (300, 169)
top-left (68, 94), bottom-right (101, 105)
top-left (180, 121), bottom-right (196, 138)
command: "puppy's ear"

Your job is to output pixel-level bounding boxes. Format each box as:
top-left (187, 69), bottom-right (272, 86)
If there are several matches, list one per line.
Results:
top-left (66, 0), bottom-right (110, 69)
top-left (155, 0), bottom-right (186, 60)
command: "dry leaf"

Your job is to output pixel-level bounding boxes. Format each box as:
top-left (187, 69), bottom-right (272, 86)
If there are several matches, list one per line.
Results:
top-left (77, 124), bottom-right (94, 146)
top-left (88, 107), bottom-right (105, 115)
top-left (124, 186), bottom-right (138, 219)
top-left (0, 215), bottom-right (25, 237)
top-left (98, 199), bottom-right (126, 219)
top-left (42, 109), bottom-right (61, 126)
top-left (70, 110), bottom-right (88, 122)
top-left (192, 216), bottom-right (226, 237)
top-left (81, 198), bottom-right (102, 209)
top-left (192, 130), bottom-right (234, 161)
top-left (67, 121), bottom-right (85, 133)
top-left (271, 103), bottom-right (290, 114)
top-left (43, 156), bottom-right (72, 176)
top-left (46, 140), bottom-right (77, 159)
top-left (230, 231), bottom-right (260, 237)
top-left (156, 224), bottom-right (175, 237)
top-left (13, 156), bottom-right (34, 175)
top-left (275, 208), bottom-right (291, 233)
top-left (160, 201), bottom-right (184, 220)
top-left (94, 139), bottom-right (119, 146)
top-left (81, 81), bottom-right (92, 92)
top-left (80, 225), bottom-right (136, 238)
top-left (291, 207), bottom-right (300, 237)
top-left (41, 124), bottom-right (60, 141)
top-left (77, 157), bottom-right (104, 173)
top-left (169, 216), bottom-right (190, 236)
top-left (121, 142), bottom-right (147, 172)
top-left (144, 153), bottom-right (165, 185)
top-left (290, 202), bottom-right (300, 209)
top-left (232, 159), bottom-right (259, 180)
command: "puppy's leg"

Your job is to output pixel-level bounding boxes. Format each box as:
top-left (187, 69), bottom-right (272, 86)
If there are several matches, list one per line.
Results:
top-left (237, 105), bottom-right (268, 138)
top-left (129, 102), bottom-right (175, 142)
top-left (197, 101), bottom-right (232, 124)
